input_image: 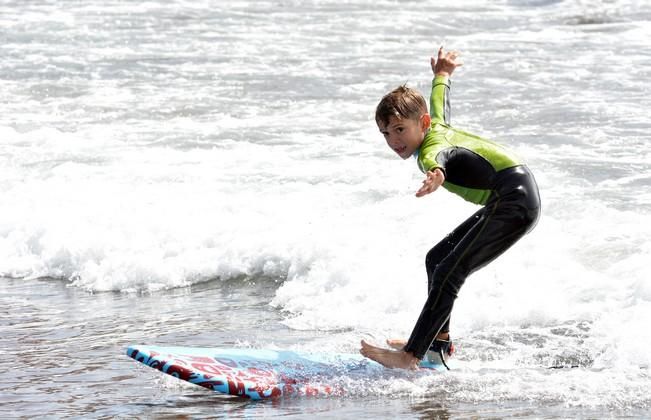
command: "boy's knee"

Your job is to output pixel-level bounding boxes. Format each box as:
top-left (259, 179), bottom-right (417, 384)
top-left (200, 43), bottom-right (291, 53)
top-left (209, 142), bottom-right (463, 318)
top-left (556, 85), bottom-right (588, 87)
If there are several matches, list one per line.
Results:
top-left (425, 248), bottom-right (436, 268)
top-left (425, 245), bottom-right (444, 271)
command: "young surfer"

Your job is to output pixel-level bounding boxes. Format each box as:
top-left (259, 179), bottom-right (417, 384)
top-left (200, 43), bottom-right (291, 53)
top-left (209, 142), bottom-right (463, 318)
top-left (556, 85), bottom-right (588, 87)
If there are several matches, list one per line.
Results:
top-left (360, 47), bottom-right (541, 369)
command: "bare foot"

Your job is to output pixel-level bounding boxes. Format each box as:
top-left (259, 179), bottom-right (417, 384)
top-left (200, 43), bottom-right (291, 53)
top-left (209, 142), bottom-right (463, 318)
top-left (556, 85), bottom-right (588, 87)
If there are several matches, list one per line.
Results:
top-left (386, 339), bottom-right (407, 350)
top-left (360, 340), bottom-right (420, 370)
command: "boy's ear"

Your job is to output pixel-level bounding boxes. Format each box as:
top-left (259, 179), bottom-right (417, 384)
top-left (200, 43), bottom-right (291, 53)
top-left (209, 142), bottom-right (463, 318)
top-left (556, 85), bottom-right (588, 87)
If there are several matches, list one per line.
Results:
top-left (420, 114), bottom-right (431, 131)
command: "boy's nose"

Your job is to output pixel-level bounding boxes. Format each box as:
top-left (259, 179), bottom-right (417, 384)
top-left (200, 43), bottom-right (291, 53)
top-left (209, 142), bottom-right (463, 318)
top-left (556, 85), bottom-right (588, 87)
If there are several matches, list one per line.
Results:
top-left (387, 135), bottom-right (400, 146)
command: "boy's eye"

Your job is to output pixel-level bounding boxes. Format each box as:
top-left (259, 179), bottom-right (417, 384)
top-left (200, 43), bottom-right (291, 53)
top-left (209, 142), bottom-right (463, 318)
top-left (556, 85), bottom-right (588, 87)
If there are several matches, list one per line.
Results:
top-left (396, 127), bottom-right (404, 132)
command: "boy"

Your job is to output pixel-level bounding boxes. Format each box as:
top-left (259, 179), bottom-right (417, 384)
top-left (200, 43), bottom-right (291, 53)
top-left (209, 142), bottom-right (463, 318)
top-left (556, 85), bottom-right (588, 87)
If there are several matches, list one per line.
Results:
top-left (360, 47), bottom-right (540, 370)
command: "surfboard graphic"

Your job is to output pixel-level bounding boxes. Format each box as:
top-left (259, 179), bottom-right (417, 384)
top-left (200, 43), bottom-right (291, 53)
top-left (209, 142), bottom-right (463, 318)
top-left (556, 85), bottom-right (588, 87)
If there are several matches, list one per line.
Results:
top-left (127, 345), bottom-right (446, 399)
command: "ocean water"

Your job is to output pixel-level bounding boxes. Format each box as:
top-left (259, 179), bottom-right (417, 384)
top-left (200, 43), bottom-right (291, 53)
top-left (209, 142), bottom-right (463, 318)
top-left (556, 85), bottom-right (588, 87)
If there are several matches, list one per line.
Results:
top-left (1, 0), bottom-right (650, 417)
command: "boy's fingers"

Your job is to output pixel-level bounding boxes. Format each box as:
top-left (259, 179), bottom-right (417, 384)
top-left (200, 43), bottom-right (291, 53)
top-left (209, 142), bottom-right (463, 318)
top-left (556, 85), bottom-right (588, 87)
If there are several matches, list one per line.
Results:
top-left (438, 46), bottom-right (444, 59)
top-left (416, 188), bottom-right (432, 197)
top-left (416, 182), bottom-right (433, 196)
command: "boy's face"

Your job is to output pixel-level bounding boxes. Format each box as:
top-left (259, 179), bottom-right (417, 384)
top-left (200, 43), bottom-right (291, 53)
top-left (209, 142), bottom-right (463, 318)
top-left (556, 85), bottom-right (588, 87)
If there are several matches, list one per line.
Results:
top-left (378, 114), bottom-right (431, 159)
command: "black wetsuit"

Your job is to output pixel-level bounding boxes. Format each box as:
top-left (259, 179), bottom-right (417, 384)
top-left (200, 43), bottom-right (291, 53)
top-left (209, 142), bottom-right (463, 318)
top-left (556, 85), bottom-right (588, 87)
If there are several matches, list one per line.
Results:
top-left (404, 76), bottom-right (541, 359)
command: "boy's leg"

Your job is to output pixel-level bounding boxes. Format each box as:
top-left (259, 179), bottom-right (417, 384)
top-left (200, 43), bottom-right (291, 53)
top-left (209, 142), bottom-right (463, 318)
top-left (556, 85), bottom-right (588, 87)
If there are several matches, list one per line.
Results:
top-left (388, 212), bottom-right (484, 350)
top-left (425, 210), bottom-right (484, 336)
top-left (404, 193), bottom-right (539, 360)
top-left (426, 211), bottom-right (483, 292)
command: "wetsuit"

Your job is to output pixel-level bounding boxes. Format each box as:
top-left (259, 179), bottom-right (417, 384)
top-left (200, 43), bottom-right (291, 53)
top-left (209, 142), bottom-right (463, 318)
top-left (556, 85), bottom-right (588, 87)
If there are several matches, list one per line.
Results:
top-left (404, 76), bottom-right (541, 360)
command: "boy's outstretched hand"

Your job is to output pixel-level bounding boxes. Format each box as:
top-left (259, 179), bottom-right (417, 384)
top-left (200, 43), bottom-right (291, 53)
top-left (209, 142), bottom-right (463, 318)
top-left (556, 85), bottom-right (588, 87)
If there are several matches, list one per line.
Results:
top-left (416, 168), bottom-right (445, 197)
top-left (431, 46), bottom-right (463, 78)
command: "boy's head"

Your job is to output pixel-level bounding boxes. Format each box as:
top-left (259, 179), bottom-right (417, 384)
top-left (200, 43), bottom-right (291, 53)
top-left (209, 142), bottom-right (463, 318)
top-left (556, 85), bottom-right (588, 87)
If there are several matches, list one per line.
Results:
top-left (375, 86), bottom-right (431, 159)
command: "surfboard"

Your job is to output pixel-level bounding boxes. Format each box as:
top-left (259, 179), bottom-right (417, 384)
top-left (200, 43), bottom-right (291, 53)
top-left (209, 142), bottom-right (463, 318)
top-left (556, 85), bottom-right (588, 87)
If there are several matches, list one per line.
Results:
top-left (126, 344), bottom-right (447, 399)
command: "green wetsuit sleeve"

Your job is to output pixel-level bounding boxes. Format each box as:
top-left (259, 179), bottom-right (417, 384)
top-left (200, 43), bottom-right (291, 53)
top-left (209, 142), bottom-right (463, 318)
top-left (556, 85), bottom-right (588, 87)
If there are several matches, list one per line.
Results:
top-left (430, 75), bottom-right (451, 125)
top-left (417, 126), bottom-right (449, 174)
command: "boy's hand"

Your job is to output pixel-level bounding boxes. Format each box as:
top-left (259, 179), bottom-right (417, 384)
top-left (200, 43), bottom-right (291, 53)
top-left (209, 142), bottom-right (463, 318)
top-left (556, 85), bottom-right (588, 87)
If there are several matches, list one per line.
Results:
top-left (416, 169), bottom-right (445, 197)
top-left (431, 46), bottom-right (463, 78)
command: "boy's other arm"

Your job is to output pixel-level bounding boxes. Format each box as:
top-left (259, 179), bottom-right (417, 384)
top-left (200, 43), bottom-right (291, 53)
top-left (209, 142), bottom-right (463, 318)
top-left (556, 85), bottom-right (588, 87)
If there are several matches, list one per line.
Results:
top-left (416, 168), bottom-right (445, 197)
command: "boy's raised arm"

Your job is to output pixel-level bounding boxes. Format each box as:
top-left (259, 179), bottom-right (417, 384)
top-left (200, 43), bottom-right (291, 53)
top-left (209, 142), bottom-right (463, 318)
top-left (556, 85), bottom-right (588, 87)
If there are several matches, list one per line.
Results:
top-left (429, 47), bottom-right (463, 125)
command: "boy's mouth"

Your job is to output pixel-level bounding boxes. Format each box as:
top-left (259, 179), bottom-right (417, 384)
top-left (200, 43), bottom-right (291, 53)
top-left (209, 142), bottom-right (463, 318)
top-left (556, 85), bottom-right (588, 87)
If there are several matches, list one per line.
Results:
top-left (394, 145), bottom-right (407, 155)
